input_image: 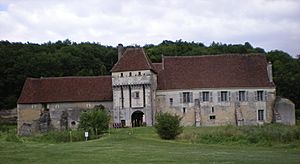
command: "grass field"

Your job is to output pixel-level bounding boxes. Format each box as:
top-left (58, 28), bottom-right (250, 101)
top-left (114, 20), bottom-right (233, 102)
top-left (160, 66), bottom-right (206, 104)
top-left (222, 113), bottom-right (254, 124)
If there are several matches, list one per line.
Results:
top-left (1, 127), bottom-right (300, 163)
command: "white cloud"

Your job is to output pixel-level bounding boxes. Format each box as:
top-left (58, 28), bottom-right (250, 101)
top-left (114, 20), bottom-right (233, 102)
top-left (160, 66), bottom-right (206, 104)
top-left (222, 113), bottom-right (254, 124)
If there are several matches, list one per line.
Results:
top-left (0, 0), bottom-right (299, 56)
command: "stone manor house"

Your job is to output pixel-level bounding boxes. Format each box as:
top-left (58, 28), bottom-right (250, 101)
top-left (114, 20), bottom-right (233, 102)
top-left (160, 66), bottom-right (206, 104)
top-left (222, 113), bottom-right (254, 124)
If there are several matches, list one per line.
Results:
top-left (17, 45), bottom-right (295, 135)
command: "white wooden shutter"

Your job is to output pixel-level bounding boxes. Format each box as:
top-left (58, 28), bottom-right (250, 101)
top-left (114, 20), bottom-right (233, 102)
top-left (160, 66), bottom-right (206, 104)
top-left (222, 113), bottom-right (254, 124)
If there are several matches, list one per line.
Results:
top-left (228, 92), bottom-right (231, 102)
top-left (190, 92), bottom-right (193, 103)
top-left (264, 91), bottom-right (268, 101)
top-left (254, 91), bottom-right (257, 101)
top-left (199, 92), bottom-right (203, 102)
top-left (209, 92), bottom-right (213, 102)
top-left (180, 92), bottom-right (183, 103)
top-left (217, 91), bottom-right (221, 102)
top-left (246, 91), bottom-right (249, 101)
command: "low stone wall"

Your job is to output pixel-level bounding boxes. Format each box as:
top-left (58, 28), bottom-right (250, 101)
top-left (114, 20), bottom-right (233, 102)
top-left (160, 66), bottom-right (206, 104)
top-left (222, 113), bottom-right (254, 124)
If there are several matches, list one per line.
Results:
top-left (0, 108), bottom-right (17, 124)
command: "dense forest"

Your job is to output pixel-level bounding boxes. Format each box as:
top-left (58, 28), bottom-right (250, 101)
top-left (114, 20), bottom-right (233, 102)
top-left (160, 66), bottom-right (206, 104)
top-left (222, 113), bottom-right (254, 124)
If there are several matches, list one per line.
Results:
top-left (0, 40), bottom-right (299, 110)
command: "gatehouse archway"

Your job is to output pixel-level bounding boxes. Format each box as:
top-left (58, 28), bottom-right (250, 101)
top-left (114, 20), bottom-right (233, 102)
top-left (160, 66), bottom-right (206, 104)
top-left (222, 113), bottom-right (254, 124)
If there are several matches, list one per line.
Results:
top-left (131, 111), bottom-right (144, 127)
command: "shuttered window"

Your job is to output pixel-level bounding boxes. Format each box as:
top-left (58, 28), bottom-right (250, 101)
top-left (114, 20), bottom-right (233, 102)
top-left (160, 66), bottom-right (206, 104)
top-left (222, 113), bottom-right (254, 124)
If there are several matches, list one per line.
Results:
top-left (254, 90), bottom-right (268, 101)
top-left (202, 92), bottom-right (209, 102)
top-left (218, 91), bottom-right (231, 102)
top-left (181, 92), bottom-right (193, 103)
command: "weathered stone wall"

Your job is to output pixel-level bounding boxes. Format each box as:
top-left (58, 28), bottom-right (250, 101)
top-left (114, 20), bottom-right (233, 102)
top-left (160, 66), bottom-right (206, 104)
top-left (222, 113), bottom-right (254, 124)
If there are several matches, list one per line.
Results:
top-left (0, 108), bottom-right (17, 124)
top-left (274, 97), bottom-right (295, 125)
top-left (112, 70), bottom-right (157, 127)
top-left (156, 88), bottom-right (276, 126)
top-left (17, 104), bottom-right (43, 135)
top-left (17, 101), bottom-right (112, 135)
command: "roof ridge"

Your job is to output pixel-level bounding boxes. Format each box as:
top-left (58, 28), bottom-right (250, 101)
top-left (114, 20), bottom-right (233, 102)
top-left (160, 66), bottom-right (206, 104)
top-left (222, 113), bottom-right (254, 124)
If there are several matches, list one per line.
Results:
top-left (28, 76), bottom-right (112, 80)
top-left (163, 53), bottom-right (265, 59)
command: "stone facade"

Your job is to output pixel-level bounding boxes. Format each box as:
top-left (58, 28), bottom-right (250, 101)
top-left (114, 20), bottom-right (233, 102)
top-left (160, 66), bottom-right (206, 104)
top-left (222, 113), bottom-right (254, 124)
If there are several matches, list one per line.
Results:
top-left (156, 88), bottom-right (276, 126)
top-left (112, 70), bottom-right (157, 127)
top-left (17, 101), bottom-right (112, 135)
top-left (17, 47), bottom-right (296, 135)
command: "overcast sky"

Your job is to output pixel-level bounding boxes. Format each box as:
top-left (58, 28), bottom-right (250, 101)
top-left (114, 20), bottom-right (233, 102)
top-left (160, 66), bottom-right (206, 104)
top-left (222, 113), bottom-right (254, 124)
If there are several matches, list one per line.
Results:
top-left (0, 0), bottom-right (299, 56)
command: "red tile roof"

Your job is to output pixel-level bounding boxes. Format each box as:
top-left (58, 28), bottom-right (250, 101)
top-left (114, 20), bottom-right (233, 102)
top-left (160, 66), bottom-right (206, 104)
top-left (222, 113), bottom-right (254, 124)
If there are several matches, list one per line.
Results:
top-left (153, 63), bottom-right (163, 73)
top-left (157, 54), bottom-right (275, 90)
top-left (17, 76), bottom-right (112, 104)
top-left (111, 48), bottom-right (156, 73)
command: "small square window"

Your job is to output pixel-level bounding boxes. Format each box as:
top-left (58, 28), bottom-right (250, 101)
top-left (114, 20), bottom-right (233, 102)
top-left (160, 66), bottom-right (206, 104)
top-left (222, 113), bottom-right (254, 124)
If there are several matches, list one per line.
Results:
top-left (169, 98), bottom-right (173, 106)
top-left (129, 72), bottom-right (132, 76)
top-left (133, 91), bottom-right (139, 99)
top-left (210, 115), bottom-right (216, 120)
top-left (182, 107), bottom-right (186, 114)
top-left (138, 72), bottom-right (141, 76)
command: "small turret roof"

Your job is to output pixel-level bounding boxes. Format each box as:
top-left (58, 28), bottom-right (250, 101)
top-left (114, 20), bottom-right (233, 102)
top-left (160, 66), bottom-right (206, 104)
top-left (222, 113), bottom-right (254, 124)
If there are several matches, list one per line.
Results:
top-left (111, 48), bottom-right (156, 73)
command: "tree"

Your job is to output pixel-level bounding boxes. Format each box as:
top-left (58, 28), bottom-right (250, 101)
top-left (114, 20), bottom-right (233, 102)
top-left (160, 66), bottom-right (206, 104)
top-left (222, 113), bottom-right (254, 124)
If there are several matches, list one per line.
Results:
top-left (78, 105), bottom-right (110, 135)
top-left (154, 112), bottom-right (183, 140)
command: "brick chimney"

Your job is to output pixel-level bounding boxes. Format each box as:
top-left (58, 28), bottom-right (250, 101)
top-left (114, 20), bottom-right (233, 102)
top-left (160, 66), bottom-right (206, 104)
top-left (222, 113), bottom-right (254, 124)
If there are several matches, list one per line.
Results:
top-left (117, 44), bottom-right (124, 61)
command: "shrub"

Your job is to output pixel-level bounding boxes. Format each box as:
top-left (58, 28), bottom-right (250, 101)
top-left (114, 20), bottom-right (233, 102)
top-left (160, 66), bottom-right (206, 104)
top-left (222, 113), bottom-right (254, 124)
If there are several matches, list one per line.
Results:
top-left (155, 112), bottom-right (183, 140)
top-left (78, 106), bottom-right (110, 136)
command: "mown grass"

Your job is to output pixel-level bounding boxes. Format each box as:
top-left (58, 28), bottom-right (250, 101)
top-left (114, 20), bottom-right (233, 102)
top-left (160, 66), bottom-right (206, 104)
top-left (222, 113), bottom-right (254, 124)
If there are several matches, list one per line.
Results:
top-left (0, 125), bottom-right (300, 163)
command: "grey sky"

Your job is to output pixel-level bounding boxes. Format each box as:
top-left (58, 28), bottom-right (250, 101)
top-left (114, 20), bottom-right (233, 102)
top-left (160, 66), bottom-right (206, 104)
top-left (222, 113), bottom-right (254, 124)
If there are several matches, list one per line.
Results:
top-left (0, 0), bottom-right (299, 56)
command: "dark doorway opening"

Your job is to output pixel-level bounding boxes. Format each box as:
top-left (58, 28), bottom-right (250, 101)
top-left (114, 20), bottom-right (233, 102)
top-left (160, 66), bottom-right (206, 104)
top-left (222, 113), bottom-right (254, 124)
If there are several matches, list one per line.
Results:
top-left (131, 111), bottom-right (144, 127)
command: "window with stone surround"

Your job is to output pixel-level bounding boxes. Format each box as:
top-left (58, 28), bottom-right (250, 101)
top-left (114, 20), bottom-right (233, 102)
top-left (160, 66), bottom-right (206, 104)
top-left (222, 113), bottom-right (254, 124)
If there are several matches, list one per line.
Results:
top-left (181, 92), bottom-right (193, 103)
top-left (238, 91), bottom-right (246, 101)
top-left (257, 91), bottom-right (264, 101)
top-left (169, 98), bottom-right (173, 106)
top-left (133, 91), bottom-right (139, 99)
top-left (202, 92), bottom-right (209, 102)
top-left (257, 109), bottom-right (264, 121)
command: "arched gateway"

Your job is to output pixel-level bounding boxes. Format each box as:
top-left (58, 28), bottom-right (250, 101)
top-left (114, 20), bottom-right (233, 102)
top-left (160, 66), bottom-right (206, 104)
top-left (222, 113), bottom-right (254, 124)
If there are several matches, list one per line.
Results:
top-left (131, 111), bottom-right (144, 127)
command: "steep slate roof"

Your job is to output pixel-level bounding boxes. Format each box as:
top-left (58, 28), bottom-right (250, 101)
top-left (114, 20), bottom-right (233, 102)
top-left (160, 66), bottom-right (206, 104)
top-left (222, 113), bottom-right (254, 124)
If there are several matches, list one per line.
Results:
top-left (157, 54), bottom-right (275, 90)
top-left (111, 48), bottom-right (156, 73)
top-left (18, 76), bottom-right (112, 104)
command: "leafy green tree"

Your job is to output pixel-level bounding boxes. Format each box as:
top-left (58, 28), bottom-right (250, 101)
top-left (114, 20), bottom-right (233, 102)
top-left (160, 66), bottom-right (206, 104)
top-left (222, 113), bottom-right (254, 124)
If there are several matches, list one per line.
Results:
top-left (155, 112), bottom-right (183, 140)
top-left (78, 105), bottom-right (110, 135)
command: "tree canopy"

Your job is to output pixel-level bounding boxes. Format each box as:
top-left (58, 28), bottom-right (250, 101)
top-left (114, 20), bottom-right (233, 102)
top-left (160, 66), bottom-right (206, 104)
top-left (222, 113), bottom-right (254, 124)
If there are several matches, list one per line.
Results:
top-left (0, 39), bottom-right (299, 109)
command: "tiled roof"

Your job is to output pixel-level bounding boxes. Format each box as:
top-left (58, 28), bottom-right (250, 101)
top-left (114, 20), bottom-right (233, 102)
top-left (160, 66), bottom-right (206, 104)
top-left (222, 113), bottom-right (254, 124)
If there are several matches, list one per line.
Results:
top-left (157, 54), bottom-right (275, 90)
top-left (153, 63), bottom-right (163, 73)
top-left (17, 76), bottom-right (112, 104)
top-left (111, 48), bottom-right (156, 73)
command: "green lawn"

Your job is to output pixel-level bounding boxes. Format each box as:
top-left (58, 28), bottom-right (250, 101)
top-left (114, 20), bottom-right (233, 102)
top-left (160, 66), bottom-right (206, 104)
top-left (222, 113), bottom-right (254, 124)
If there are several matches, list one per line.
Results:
top-left (1, 127), bottom-right (300, 163)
